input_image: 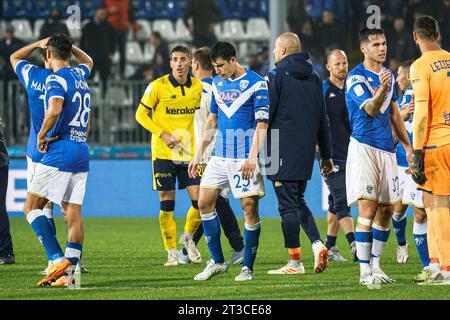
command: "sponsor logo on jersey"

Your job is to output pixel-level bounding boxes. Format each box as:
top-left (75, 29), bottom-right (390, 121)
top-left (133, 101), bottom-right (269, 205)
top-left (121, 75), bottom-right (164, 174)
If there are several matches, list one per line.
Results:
top-left (329, 93), bottom-right (336, 98)
top-left (218, 89), bottom-right (241, 102)
top-left (165, 106), bottom-right (196, 115)
top-left (274, 181), bottom-right (282, 187)
top-left (366, 185), bottom-right (374, 194)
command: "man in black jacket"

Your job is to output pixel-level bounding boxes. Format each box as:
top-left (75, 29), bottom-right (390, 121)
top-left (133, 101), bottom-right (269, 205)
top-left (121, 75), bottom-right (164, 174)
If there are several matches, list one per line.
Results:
top-left (266, 32), bottom-right (333, 275)
top-left (183, 0), bottom-right (222, 48)
top-left (80, 5), bottom-right (115, 97)
top-left (0, 118), bottom-right (14, 264)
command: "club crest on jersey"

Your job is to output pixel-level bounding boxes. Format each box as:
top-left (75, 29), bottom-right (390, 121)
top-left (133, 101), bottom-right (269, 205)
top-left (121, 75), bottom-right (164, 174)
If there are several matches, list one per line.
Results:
top-left (239, 80), bottom-right (249, 91)
top-left (366, 185), bottom-right (374, 194)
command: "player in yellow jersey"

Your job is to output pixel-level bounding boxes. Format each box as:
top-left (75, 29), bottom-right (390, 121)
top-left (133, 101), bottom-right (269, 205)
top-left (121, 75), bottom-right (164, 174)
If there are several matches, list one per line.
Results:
top-left (135, 46), bottom-right (204, 266)
top-left (410, 16), bottom-right (450, 284)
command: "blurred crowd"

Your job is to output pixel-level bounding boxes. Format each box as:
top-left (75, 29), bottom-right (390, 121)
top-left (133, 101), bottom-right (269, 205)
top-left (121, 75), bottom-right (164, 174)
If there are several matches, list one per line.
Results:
top-left (287, 0), bottom-right (450, 78)
top-left (1, 0), bottom-right (449, 87)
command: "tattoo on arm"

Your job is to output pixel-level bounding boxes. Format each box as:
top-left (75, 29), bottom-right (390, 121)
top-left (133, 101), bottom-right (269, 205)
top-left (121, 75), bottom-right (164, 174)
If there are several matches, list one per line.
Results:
top-left (363, 87), bottom-right (387, 117)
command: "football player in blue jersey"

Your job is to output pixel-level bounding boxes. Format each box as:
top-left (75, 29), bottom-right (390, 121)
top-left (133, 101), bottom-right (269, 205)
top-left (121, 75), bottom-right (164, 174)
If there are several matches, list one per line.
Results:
top-left (20, 34), bottom-right (93, 287)
top-left (391, 60), bottom-right (430, 278)
top-left (188, 42), bottom-right (269, 281)
top-left (10, 38), bottom-right (91, 276)
top-left (345, 28), bottom-right (412, 285)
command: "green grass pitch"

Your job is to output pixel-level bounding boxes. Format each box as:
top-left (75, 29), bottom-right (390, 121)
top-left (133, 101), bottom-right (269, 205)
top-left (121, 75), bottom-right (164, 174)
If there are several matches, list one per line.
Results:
top-left (0, 217), bottom-right (448, 300)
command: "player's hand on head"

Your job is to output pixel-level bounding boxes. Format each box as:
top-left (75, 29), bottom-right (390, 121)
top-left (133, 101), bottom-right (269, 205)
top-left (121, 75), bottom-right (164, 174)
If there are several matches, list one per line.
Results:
top-left (39, 37), bottom-right (51, 49)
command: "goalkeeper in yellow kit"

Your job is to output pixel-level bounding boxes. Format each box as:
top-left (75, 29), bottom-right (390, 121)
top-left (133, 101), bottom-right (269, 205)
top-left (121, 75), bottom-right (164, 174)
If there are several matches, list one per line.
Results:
top-left (135, 46), bottom-right (204, 266)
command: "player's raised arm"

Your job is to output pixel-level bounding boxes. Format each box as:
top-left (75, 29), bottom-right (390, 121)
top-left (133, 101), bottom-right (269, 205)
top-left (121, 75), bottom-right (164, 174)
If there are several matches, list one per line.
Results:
top-left (362, 69), bottom-right (391, 117)
top-left (71, 45), bottom-right (93, 71)
top-left (10, 37), bottom-right (49, 70)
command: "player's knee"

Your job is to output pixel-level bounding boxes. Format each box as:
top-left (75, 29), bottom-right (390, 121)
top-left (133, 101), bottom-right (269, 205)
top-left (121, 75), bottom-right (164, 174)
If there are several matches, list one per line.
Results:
top-left (242, 202), bottom-right (258, 218)
top-left (414, 208), bottom-right (427, 223)
top-left (280, 210), bottom-right (298, 223)
top-left (335, 206), bottom-right (351, 221)
top-left (198, 198), bottom-right (214, 213)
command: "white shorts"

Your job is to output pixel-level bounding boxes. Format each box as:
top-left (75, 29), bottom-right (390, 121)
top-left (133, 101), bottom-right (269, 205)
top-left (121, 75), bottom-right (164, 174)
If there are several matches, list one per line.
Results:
top-left (398, 166), bottom-right (424, 208)
top-left (26, 156), bottom-right (38, 187)
top-left (346, 138), bottom-right (400, 207)
top-left (28, 164), bottom-right (88, 206)
top-left (201, 156), bottom-right (265, 199)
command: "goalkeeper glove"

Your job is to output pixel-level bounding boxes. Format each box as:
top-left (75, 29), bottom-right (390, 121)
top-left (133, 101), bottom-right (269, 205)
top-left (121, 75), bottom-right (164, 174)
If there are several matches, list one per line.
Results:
top-left (411, 150), bottom-right (426, 185)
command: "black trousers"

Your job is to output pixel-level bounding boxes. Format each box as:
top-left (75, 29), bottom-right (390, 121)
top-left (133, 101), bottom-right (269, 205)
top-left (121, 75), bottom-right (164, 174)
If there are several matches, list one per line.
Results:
top-left (113, 30), bottom-right (128, 77)
top-left (0, 165), bottom-right (13, 256)
top-left (272, 180), bottom-right (322, 248)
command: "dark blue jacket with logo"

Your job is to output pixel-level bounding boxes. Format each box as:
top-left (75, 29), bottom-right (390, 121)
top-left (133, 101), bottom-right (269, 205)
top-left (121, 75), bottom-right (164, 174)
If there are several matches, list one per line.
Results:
top-left (266, 52), bottom-right (332, 181)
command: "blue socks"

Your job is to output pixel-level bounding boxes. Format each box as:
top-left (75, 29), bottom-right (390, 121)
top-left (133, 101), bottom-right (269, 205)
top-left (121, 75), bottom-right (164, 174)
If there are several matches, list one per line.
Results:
top-left (201, 211), bottom-right (224, 264)
top-left (243, 222), bottom-right (261, 271)
top-left (43, 208), bottom-right (56, 236)
top-left (26, 209), bottom-right (64, 261)
top-left (392, 213), bottom-right (407, 246)
top-left (413, 221), bottom-right (430, 269)
top-left (355, 230), bottom-right (373, 264)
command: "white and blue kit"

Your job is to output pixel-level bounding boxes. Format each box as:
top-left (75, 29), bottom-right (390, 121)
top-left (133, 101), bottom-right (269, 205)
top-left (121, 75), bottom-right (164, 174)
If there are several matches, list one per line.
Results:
top-left (345, 63), bottom-right (400, 207)
top-left (396, 87), bottom-right (423, 208)
top-left (200, 69), bottom-right (269, 198)
top-left (14, 60), bottom-right (51, 185)
top-left (28, 64), bottom-right (92, 206)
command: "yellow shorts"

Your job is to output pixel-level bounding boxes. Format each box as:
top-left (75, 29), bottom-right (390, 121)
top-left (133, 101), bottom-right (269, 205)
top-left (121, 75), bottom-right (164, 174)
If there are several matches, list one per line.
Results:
top-left (420, 144), bottom-right (450, 196)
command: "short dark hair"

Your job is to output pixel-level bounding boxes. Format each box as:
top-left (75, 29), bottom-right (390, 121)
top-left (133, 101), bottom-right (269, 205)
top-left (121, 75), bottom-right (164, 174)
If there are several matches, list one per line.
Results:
top-left (414, 15), bottom-right (439, 41)
top-left (398, 59), bottom-right (414, 72)
top-left (170, 45), bottom-right (191, 59)
top-left (47, 34), bottom-right (73, 60)
top-left (193, 47), bottom-right (213, 71)
top-left (359, 27), bottom-right (385, 44)
top-left (210, 42), bottom-right (236, 62)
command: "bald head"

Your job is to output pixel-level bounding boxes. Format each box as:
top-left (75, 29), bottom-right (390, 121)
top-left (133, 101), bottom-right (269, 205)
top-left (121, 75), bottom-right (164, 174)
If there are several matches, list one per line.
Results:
top-left (326, 49), bottom-right (348, 83)
top-left (326, 49), bottom-right (347, 63)
top-left (273, 32), bottom-right (301, 63)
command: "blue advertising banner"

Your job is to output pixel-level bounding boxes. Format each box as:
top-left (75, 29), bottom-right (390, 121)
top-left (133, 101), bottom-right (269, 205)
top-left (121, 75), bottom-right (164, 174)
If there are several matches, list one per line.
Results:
top-left (6, 159), bottom-right (361, 218)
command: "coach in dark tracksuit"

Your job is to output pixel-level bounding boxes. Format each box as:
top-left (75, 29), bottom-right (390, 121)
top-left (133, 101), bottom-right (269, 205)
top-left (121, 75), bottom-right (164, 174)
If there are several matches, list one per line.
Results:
top-left (0, 118), bottom-right (14, 264)
top-left (266, 33), bottom-right (333, 274)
